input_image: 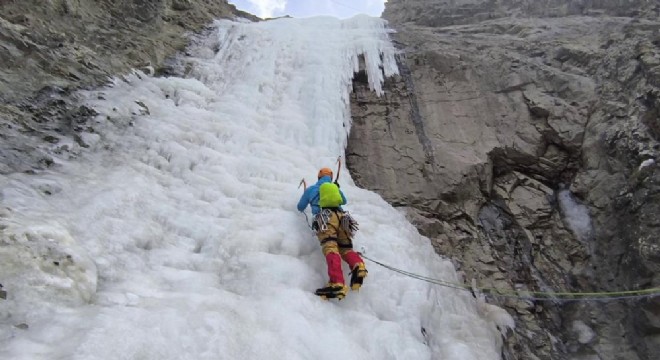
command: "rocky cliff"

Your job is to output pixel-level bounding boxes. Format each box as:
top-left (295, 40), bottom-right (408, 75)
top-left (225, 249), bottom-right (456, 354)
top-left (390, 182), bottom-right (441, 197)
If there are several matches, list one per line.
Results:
top-left (0, 0), bottom-right (255, 174)
top-left (347, 0), bottom-right (660, 359)
top-left (384, 0), bottom-right (658, 26)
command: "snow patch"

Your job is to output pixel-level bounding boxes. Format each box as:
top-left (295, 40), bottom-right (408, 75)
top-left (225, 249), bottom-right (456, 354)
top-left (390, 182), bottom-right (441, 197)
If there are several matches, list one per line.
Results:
top-left (572, 320), bottom-right (596, 344)
top-left (639, 158), bottom-right (655, 169)
top-left (557, 190), bottom-right (593, 243)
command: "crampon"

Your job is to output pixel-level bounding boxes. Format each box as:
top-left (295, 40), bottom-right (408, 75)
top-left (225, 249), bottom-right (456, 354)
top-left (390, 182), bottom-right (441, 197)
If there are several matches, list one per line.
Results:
top-left (315, 283), bottom-right (348, 300)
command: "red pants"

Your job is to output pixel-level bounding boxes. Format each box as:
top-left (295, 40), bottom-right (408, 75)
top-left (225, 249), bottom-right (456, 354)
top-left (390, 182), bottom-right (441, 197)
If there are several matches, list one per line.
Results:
top-left (315, 210), bottom-right (363, 284)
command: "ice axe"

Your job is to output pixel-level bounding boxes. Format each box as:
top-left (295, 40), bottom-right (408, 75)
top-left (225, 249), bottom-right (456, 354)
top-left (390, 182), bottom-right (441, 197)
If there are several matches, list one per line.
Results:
top-left (297, 178), bottom-right (314, 231)
top-left (334, 156), bottom-right (341, 183)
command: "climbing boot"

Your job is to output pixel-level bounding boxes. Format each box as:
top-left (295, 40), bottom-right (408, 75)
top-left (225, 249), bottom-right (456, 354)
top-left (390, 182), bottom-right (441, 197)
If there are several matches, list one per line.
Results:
top-left (315, 282), bottom-right (348, 300)
top-left (350, 263), bottom-right (368, 291)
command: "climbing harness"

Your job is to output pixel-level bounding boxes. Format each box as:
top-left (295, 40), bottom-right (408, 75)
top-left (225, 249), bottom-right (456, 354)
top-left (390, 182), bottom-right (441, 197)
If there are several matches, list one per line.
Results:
top-left (311, 208), bottom-right (359, 237)
top-left (360, 253), bottom-right (660, 302)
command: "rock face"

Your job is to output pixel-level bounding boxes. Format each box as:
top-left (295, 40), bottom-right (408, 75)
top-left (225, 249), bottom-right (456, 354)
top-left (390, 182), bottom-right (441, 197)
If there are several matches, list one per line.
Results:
top-left (0, 0), bottom-right (256, 174)
top-left (348, 1), bottom-right (660, 359)
top-left (384, 0), bottom-right (659, 26)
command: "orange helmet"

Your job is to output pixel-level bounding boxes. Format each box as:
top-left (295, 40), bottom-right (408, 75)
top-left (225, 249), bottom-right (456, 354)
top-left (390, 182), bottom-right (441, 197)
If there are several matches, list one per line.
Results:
top-left (318, 167), bottom-right (333, 179)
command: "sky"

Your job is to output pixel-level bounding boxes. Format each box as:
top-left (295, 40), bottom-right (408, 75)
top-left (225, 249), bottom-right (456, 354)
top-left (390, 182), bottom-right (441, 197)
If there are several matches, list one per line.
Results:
top-left (230, 0), bottom-right (386, 19)
top-left (0, 15), bottom-right (511, 360)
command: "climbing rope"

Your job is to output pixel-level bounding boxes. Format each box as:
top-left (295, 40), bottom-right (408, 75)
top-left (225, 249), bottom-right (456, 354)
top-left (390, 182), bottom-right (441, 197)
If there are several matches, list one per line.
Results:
top-left (301, 212), bottom-right (314, 231)
top-left (360, 253), bottom-right (660, 302)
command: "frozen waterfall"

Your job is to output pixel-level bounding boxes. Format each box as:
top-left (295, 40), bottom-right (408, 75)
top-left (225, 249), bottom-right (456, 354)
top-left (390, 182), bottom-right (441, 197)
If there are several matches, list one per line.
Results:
top-left (0, 15), bottom-right (508, 360)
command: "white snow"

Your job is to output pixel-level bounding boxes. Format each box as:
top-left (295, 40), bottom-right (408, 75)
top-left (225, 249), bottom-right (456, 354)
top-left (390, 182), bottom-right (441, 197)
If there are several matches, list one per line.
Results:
top-left (571, 320), bottom-right (595, 344)
top-left (639, 158), bottom-right (655, 169)
top-left (0, 16), bottom-right (508, 360)
top-left (557, 190), bottom-right (593, 243)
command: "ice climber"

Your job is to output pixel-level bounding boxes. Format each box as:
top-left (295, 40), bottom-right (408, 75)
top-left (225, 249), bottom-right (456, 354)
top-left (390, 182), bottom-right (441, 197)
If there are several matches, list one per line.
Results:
top-left (297, 167), bottom-right (368, 299)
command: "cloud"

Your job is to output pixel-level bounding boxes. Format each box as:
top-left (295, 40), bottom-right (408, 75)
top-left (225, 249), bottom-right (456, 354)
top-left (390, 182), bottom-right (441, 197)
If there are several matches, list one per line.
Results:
top-left (323, 0), bottom-right (385, 17)
top-left (248, 0), bottom-right (287, 18)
